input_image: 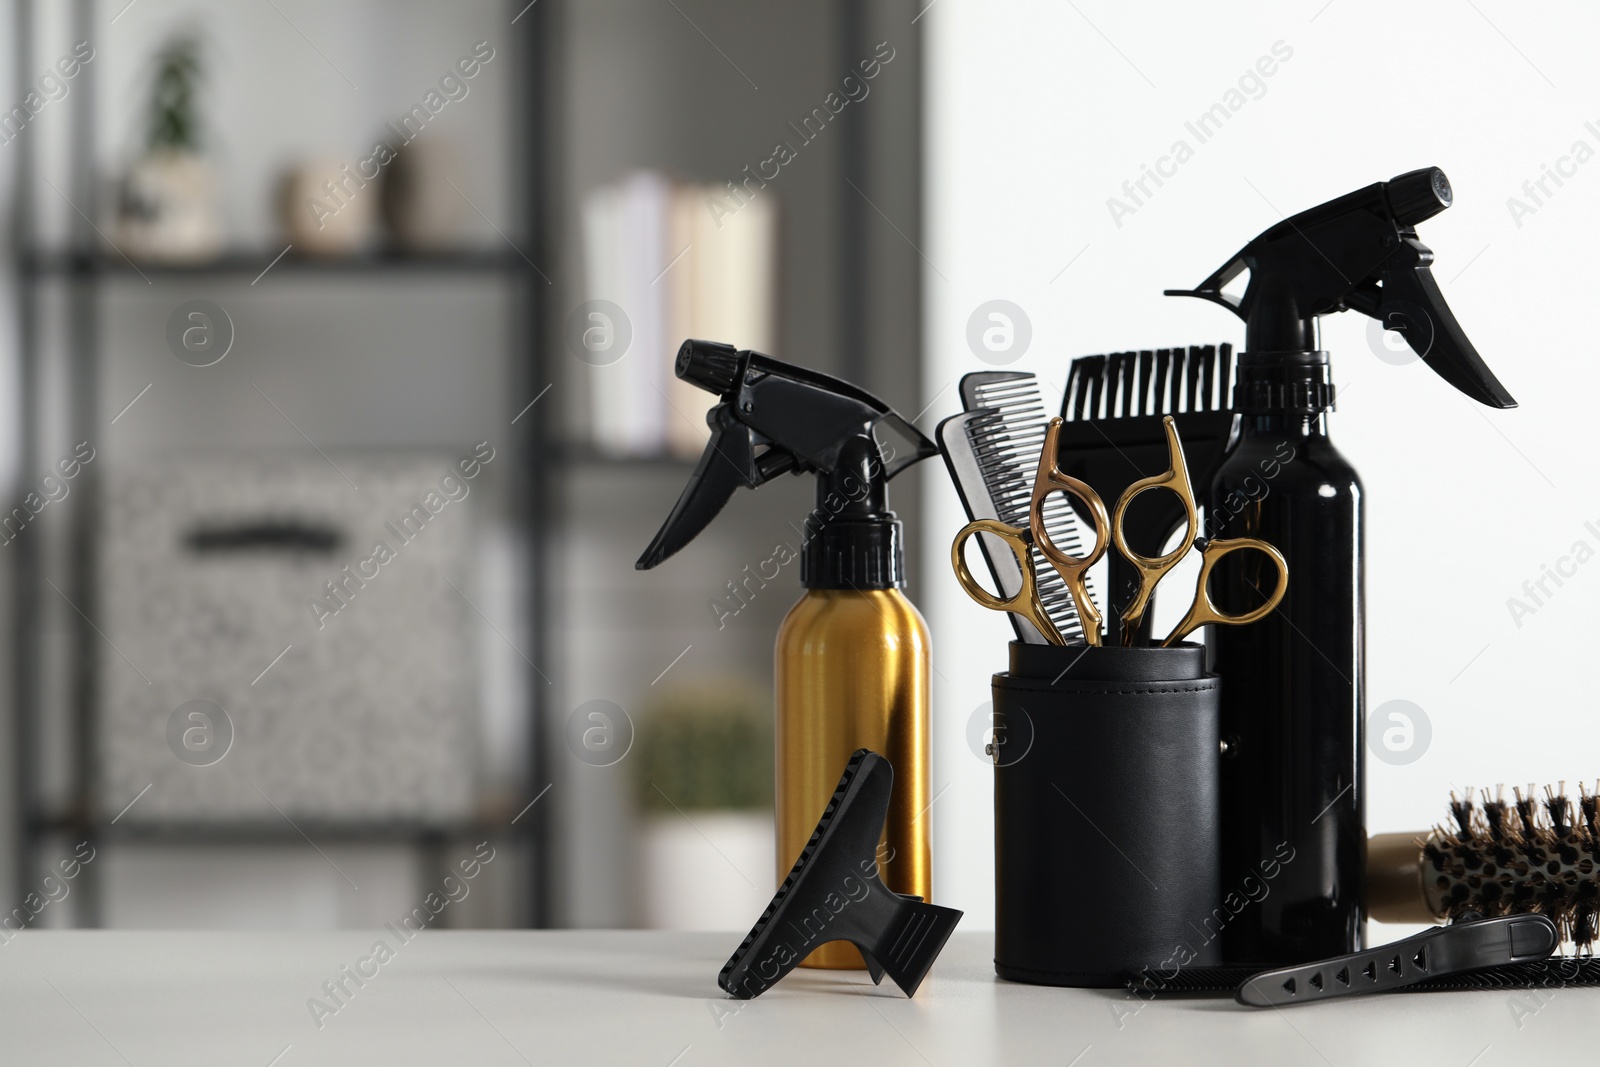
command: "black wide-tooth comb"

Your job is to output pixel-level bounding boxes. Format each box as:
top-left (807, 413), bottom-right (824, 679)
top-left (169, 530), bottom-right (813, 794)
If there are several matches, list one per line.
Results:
top-left (1057, 344), bottom-right (1235, 642)
top-left (718, 750), bottom-right (963, 1000)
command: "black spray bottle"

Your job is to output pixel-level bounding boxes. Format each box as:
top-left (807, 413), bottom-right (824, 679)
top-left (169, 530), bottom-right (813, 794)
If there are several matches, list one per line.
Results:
top-left (1167, 168), bottom-right (1516, 965)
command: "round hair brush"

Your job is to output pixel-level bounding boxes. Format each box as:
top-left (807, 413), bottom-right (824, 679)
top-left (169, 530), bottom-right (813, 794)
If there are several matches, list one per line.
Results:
top-left (1369, 783), bottom-right (1599, 951)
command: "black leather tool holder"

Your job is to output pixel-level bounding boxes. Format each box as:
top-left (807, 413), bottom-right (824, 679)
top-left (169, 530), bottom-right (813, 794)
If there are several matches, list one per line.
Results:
top-left (992, 641), bottom-right (1223, 987)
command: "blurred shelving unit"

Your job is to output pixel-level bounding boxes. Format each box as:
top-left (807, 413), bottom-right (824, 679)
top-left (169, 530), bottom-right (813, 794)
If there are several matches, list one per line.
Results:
top-left (7, 0), bottom-right (556, 927)
top-left (5, 0), bottom-right (925, 932)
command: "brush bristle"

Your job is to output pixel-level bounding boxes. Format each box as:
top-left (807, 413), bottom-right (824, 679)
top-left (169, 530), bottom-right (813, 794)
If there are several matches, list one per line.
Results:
top-left (1062, 343), bottom-right (1234, 421)
top-left (1423, 782), bottom-right (1600, 952)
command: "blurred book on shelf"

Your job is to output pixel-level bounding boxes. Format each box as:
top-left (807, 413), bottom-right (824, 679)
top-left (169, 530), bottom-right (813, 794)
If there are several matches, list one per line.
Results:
top-left (581, 171), bottom-right (777, 457)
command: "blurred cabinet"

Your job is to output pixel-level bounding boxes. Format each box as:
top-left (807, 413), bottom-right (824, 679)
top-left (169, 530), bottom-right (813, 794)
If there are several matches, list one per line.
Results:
top-left (96, 457), bottom-right (479, 825)
top-left (8, 0), bottom-right (553, 927)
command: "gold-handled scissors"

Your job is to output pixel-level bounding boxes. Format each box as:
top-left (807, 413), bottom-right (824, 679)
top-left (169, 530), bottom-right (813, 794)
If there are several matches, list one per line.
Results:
top-left (952, 413), bottom-right (1287, 648)
top-left (950, 519), bottom-right (1068, 645)
top-left (1028, 420), bottom-right (1110, 645)
top-left (1157, 535), bottom-right (1289, 648)
top-left (1109, 415), bottom-right (1200, 644)
top-left (949, 429), bottom-right (1111, 646)
top-left (1102, 415), bottom-right (1288, 647)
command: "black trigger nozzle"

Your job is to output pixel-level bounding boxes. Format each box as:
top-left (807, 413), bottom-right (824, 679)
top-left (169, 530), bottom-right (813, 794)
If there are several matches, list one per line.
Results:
top-left (676, 339), bottom-right (741, 395)
top-left (1386, 167), bottom-right (1452, 227)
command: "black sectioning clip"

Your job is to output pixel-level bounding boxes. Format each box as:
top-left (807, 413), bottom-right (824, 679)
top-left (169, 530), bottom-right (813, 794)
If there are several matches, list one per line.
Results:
top-left (1237, 913), bottom-right (1558, 1007)
top-left (718, 750), bottom-right (962, 1000)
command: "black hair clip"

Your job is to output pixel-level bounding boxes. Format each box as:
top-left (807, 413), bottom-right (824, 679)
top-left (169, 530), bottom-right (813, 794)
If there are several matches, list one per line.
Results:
top-left (718, 750), bottom-right (962, 1000)
top-left (1237, 912), bottom-right (1558, 1007)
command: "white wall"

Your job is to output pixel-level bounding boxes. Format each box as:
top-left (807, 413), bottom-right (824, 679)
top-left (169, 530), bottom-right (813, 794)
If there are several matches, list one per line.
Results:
top-left (924, 0), bottom-right (1600, 929)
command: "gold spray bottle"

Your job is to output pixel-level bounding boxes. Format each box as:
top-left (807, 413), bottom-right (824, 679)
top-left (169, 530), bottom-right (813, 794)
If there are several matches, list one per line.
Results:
top-left (638, 341), bottom-right (938, 970)
top-left (776, 438), bottom-right (931, 968)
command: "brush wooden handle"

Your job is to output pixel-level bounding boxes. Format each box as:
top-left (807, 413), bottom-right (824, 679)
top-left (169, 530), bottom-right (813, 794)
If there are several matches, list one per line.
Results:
top-left (1367, 832), bottom-right (1437, 924)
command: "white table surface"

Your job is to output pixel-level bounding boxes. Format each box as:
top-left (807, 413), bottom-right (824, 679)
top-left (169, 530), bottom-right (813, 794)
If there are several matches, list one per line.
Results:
top-left (0, 929), bottom-right (1590, 1065)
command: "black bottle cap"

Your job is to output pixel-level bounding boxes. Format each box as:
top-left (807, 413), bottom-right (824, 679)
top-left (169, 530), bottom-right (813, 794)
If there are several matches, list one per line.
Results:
top-left (1233, 350), bottom-right (1335, 415)
top-left (802, 518), bottom-right (904, 589)
top-left (799, 434), bottom-right (904, 589)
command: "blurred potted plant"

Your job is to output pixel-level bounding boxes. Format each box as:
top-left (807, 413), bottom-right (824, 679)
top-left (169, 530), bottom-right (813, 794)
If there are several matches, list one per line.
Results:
top-left (635, 682), bottom-right (774, 929)
top-left (115, 33), bottom-right (223, 262)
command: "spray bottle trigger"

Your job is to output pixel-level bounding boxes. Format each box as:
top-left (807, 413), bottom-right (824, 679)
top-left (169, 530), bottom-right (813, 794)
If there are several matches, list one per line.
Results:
top-left (636, 410), bottom-right (766, 570)
top-left (1164, 167), bottom-right (1516, 409)
top-left (1368, 242), bottom-right (1517, 408)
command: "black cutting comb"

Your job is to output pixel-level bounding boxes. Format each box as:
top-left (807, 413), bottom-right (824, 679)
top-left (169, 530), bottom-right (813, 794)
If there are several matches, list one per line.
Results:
top-left (1057, 344), bottom-right (1236, 641)
top-left (718, 750), bottom-right (962, 1000)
